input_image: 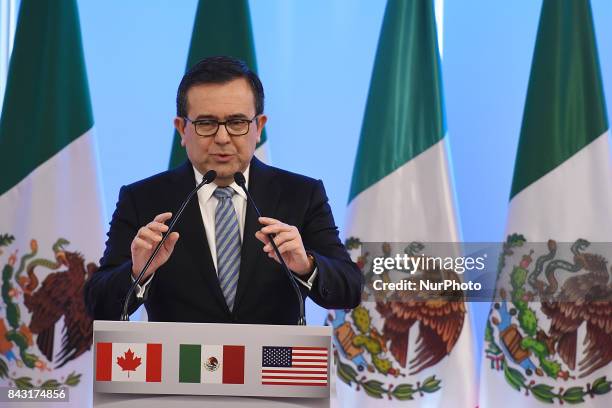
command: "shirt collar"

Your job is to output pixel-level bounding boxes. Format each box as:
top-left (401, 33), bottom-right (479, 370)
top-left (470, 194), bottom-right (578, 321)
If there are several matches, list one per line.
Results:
top-left (193, 165), bottom-right (249, 202)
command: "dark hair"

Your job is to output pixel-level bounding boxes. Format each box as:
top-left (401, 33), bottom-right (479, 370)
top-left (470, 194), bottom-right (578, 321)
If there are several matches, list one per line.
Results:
top-left (176, 56), bottom-right (264, 117)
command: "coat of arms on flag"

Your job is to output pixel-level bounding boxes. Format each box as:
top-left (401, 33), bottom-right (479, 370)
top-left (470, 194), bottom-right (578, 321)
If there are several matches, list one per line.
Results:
top-left (0, 236), bottom-right (95, 389)
top-left (330, 240), bottom-right (464, 400)
top-left (179, 344), bottom-right (245, 384)
top-left (483, 236), bottom-right (612, 404)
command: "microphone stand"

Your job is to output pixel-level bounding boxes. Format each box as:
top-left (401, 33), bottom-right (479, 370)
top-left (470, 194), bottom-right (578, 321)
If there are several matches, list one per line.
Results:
top-left (234, 172), bottom-right (306, 326)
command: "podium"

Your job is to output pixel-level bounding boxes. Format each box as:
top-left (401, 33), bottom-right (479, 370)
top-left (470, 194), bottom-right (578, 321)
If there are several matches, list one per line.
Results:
top-left (92, 321), bottom-right (332, 407)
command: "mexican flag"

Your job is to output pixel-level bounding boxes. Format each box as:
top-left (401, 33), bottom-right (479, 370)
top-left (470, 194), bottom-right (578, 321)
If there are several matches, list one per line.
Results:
top-left (0, 0), bottom-right (106, 405)
top-left (95, 343), bottom-right (162, 382)
top-left (168, 0), bottom-right (269, 169)
top-left (480, 1), bottom-right (612, 406)
top-left (329, 1), bottom-right (476, 406)
top-left (179, 344), bottom-right (245, 384)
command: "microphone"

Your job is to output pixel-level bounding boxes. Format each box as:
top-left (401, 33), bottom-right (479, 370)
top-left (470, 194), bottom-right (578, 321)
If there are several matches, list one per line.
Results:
top-left (234, 172), bottom-right (306, 326)
top-left (120, 170), bottom-right (217, 321)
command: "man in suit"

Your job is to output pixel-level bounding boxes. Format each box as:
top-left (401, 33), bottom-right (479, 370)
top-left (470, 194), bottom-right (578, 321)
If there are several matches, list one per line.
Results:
top-left (85, 56), bottom-right (362, 324)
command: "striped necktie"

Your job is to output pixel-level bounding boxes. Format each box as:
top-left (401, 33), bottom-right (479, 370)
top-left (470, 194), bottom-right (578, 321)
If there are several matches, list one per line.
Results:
top-left (213, 186), bottom-right (241, 311)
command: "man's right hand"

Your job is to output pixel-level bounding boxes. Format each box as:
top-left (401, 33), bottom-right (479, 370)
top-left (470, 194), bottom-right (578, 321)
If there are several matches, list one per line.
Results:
top-left (131, 212), bottom-right (180, 281)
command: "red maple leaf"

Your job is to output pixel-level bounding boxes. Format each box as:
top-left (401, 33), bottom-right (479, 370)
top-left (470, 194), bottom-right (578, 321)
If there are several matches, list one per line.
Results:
top-left (116, 348), bottom-right (141, 378)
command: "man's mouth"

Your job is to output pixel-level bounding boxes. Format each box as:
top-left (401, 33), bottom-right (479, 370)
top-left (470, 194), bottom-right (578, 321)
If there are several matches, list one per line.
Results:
top-left (211, 153), bottom-right (234, 163)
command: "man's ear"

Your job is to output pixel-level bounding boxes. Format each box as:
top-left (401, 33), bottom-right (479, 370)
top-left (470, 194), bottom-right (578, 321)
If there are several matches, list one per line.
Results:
top-left (173, 117), bottom-right (187, 146)
top-left (255, 114), bottom-right (268, 143)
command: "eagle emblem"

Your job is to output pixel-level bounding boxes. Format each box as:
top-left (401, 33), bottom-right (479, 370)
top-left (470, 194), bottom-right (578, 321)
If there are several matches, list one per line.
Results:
top-left (328, 238), bottom-right (466, 401)
top-left (0, 234), bottom-right (97, 389)
top-left (485, 234), bottom-right (612, 404)
top-left (204, 356), bottom-right (219, 372)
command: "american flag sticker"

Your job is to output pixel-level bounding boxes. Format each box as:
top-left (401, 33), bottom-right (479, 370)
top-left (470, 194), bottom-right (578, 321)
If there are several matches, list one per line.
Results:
top-left (261, 346), bottom-right (328, 386)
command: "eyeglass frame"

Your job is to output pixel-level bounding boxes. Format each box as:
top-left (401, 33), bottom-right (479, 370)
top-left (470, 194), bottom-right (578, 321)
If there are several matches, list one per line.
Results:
top-left (182, 115), bottom-right (260, 137)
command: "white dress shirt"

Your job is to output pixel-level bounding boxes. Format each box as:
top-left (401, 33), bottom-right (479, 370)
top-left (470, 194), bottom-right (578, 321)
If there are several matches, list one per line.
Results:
top-left (134, 165), bottom-right (317, 298)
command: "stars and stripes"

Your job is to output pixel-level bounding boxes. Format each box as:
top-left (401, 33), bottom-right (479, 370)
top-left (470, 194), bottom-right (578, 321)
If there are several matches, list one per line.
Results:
top-left (261, 346), bottom-right (328, 386)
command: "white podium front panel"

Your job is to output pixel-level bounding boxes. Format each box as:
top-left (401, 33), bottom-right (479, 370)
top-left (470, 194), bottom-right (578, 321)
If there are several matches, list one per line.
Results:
top-left (93, 320), bottom-right (331, 405)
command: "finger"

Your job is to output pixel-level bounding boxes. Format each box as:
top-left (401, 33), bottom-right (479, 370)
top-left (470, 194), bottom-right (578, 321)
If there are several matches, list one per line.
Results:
top-left (153, 212), bottom-right (173, 223)
top-left (267, 250), bottom-right (279, 262)
top-left (255, 231), bottom-right (270, 245)
top-left (258, 216), bottom-right (280, 225)
top-left (276, 240), bottom-right (300, 255)
top-left (132, 236), bottom-right (153, 251)
top-left (261, 223), bottom-right (293, 235)
top-left (147, 221), bottom-right (170, 233)
top-left (274, 230), bottom-right (298, 246)
top-left (163, 232), bottom-right (180, 253)
top-left (263, 231), bottom-right (297, 251)
top-left (138, 227), bottom-right (163, 243)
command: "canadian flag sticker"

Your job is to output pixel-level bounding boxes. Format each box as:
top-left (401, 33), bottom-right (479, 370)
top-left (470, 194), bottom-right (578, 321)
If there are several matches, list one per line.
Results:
top-left (96, 342), bottom-right (162, 382)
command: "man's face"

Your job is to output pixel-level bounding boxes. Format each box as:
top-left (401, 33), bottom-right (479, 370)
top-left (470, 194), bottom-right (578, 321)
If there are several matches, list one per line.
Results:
top-left (174, 78), bottom-right (267, 186)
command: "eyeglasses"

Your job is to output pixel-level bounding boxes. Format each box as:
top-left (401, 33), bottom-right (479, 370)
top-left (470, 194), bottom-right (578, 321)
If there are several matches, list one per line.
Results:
top-left (183, 115), bottom-right (259, 137)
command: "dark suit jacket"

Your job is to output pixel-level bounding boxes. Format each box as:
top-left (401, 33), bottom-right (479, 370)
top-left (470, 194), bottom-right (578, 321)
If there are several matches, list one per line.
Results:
top-left (84, 157), bottom-right (362, 324)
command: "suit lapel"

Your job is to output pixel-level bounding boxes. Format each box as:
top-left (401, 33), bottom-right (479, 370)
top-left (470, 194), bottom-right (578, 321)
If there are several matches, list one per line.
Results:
top-left (171, 162), bottom-right (229, 313)
top-left (234, 157), bottom-right (280, 312)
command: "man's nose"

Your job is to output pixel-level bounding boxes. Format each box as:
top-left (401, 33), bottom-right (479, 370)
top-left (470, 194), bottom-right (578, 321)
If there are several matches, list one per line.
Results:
top-left (213, 124), bottom-right (231, 144)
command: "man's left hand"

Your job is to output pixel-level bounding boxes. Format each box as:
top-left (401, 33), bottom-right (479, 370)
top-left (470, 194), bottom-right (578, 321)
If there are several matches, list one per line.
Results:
top-left (255, 216), bottom-right (314, 277)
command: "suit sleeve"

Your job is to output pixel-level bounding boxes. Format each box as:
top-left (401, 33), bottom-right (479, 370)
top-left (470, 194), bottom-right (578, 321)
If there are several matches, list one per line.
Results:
top-left (84, 185), bottom-right (144, 320)
top-left (302, 180), bottom-right (363, 309)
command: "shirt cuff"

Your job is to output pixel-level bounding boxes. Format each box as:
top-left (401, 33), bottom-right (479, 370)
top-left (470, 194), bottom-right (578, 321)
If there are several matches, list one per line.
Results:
top-left (131, 273), bottom-right (154, 299)
top-left (294, 267), bottom-right (318, 290)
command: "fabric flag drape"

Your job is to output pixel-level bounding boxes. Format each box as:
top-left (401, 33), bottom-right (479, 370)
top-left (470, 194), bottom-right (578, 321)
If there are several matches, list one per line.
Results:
top-left (168, 0), bottom-right (269, 169)
top-left (328, 0), bottom-right (477, 406)
top-left (480, 0), bottom-right (612, 406)
top-left (0, 0), bottom-right (106, 406)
